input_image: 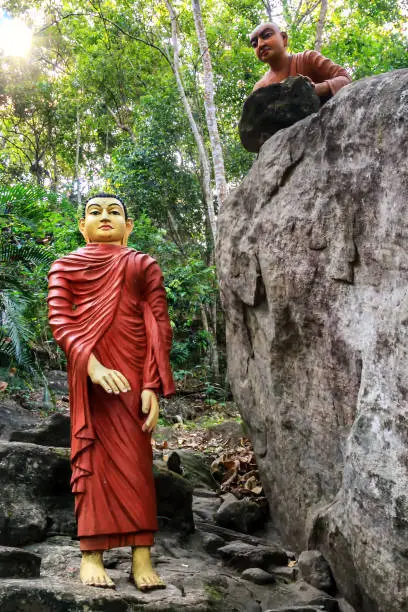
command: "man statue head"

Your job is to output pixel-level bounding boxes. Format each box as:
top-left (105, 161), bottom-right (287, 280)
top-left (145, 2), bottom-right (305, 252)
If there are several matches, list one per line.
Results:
top-left (79, 193), bottom-right (134, 246)
top-left (249, 22), bottom-right (288, 66)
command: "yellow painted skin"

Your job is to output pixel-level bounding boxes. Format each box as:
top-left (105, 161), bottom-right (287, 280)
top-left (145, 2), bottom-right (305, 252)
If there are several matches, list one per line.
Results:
top-left (79, 548), bottom-right (166, 591)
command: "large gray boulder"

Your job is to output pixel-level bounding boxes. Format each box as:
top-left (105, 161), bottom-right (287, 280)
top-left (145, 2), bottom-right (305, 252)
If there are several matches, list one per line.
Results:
top-left (0, 442), bottom-right (74, 545)
top-left (216, 69), bottom-right (408, 612)
top-left (0, 399), bottom-right (38, 441)
top-left (10, 412), bottom-right (70, 447)
top-left (0, 441), bottom-right (196, 546)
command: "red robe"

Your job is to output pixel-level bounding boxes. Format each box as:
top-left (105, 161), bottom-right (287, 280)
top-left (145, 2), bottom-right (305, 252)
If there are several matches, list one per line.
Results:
top-left (255, 50), bottom-right (352, 96)
top-left (289, 51), bottom-right (351, 96)
top-left (47, 243), bottom-right (175, 550)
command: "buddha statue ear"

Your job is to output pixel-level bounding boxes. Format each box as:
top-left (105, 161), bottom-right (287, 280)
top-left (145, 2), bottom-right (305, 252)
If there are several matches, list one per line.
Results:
top-left (122, 219), bottom-right (134, 246)
top-left (78, 219), bottom-right (90, 243)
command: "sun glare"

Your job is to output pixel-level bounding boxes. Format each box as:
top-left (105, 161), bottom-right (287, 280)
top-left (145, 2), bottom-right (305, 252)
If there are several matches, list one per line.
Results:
top-left (0, 17), bottom-right (32, 58)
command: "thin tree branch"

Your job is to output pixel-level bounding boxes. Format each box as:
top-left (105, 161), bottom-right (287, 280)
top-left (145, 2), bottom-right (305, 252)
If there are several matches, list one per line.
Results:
top-left (36, 11), bottom-right (172, 68)
top-left (106, 106), bottom-right (137, 142)
top-left (296, 0), bottom-right (321, 26)
top-left (261, 0), bottom-right (274, 20)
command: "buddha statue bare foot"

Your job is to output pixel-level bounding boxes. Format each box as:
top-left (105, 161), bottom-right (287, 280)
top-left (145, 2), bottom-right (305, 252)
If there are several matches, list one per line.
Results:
top-left (80, 551), bottom-right (115, 589)
top-left (131, 546), bottom-right (166, 592)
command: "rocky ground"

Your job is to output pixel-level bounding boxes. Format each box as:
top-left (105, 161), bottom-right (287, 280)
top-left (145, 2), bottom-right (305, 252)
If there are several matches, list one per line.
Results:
top-left (0, 371), bottom-right (354, 611)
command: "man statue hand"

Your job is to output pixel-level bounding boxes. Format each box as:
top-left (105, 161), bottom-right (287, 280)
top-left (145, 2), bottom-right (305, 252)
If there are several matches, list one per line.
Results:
top-left (141, 389), bottom-right (159, 433)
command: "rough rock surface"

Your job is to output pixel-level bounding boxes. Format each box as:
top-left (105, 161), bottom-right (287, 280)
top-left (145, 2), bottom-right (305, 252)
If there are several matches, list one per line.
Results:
top-left (0, 546), bottom-right (41, 578)
top-left (298, 550), bottom-right (335, 594)
top-left (10, 412), bottom-right (70, 447)
top-left (153, 464), bottom-right (195, 535)
top-left (239, 76), bottom-right (320, 153)
top-left (217, 69), bottom-right (408, 612)
top-left (0, 404), bottom-right (348, 610)
top-left (218, 541), bottom-right (288, 570)
top-left (215, 495), bottom-right (267, 533)
top-left (0, 534), bottom-right (341, 612)
top-left (0, 441), bottom-right (73, 545)
top-left (44, 370), bottom-right (69, 395)
top-left (242, 567), bottom-right (276, 585)
top-left (0, 440), bottom-right (195, 546)
top-left (0, 398), bottom-right (38, 440)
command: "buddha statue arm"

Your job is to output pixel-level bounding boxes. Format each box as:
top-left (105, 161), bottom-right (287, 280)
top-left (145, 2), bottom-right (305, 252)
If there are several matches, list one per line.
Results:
top-left (142, 258), bottom-right (174, 396)
top-left (141, 389), bottom-right (160, 433)
top-left (87, 350), bottom-right (158, 430)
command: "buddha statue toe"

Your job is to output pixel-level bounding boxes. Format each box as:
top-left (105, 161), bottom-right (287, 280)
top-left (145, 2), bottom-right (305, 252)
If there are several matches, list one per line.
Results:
top-left (131, 546), bottom-right (166, 592)
top-left (80, 551), bottom-right (116, 589)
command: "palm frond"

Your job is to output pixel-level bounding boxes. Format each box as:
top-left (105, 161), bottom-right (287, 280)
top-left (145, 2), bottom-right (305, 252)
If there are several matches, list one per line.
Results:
top-left (0, 291), bottom-right (34, 368)
top-left (0, 272), bottom-right (32, 296)
top-left (0, 242), bottom-right (54, 268)
top-left (0, 184), bottom-right (62, 220)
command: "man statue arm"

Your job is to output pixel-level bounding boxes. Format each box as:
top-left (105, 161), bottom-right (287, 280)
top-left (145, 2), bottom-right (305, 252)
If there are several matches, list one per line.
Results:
top-left (302, 50), bottom-right (351, 97)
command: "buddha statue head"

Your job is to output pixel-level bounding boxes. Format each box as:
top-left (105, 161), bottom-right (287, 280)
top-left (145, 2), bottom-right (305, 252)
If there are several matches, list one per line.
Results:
top-left (79, 193), bottom-right (134, 246)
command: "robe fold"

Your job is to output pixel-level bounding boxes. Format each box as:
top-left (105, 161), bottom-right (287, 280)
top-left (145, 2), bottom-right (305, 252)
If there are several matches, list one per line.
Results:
top-left (47, 243), bottom-right (175, 549)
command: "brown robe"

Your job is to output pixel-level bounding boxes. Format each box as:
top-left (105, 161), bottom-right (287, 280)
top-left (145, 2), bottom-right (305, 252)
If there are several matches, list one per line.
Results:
top-left (48, 243), bottom-right (175, 550)
top-left (255, 50), bottom-right (352, 96)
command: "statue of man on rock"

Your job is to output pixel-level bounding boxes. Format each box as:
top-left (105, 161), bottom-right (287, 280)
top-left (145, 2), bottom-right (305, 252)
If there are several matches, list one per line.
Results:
top-left (239, 22), bottom-right (352, 152)
top-left (250, 22), bottom-right (351, 99)
top-left (48, 193), bottom-right (175, 591)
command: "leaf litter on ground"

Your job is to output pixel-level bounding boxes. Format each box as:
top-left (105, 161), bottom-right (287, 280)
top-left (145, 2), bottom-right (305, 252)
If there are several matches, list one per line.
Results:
top-left (153, 407), bottom-right (265, 504)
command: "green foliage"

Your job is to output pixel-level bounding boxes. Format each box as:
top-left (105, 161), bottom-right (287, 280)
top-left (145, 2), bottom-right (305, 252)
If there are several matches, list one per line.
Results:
top-left (0, 184), bottom-right (76, 373)
top-left (0, 0), bottom-right (407, 389)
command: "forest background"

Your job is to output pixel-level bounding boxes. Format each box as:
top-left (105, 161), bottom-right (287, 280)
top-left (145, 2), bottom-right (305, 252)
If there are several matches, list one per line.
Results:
top-left (0, 0), bottom-right (406, 400)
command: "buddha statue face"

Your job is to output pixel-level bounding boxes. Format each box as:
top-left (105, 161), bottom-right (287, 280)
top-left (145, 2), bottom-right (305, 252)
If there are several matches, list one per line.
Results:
top-left (79, 196), bottom-right (134, 245)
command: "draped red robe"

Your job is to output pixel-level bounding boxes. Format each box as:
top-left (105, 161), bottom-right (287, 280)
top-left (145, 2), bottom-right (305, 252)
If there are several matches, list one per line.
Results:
top-left (47, 243), bottom-right (175, 550)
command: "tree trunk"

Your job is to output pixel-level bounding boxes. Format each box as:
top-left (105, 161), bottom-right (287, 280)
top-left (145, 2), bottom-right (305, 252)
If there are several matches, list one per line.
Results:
top-left (210, 298), bottom-right (220, 380)
top-left (315, 0), bottom-right (328, 51)
top-left (107, 106), bottom-right (137, 143)
top-left (200, 303), bottom-right (220, 379)
top-left (262, 0), bottom-right (274, 20)
top-left (167, 210), bottom-right (185, 254)
top-left (75, 108), bottom-right (81, 207)
top-left (191, 0), bottom-right (227, 210)
top-left (165, 0), bottom-right (217, 243)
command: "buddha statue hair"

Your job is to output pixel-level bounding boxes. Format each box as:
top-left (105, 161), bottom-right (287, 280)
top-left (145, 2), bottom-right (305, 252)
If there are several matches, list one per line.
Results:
top-left (83, 193), bottom-right (128, 220)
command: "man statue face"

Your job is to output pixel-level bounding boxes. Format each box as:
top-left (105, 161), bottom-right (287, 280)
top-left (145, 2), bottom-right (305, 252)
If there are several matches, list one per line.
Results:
top-left (79, 196), bottom-right (134, 245)
top-left (249, 23), bottom-right (288, 63)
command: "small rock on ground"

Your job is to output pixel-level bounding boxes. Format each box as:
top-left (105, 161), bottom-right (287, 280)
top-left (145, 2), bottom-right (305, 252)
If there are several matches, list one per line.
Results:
top-left (200, 533), bottom-right (225, 555)
top-left (242, 567), bottom-right (276, 585)
top-left (215, 496), bottom-right (267, 533)
top-left (298, 550), bottom-right (335, 594)
top-left (0, 546), bottom-right (41, 578)
top-left (218, 541), bottom-right (288, 570)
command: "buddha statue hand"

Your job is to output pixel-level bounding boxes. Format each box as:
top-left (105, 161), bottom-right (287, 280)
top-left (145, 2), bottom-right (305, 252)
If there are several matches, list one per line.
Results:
top-left (141, 389), bottom-right (159, 433)
top-left (87, 353), bottom-right (131, 394)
